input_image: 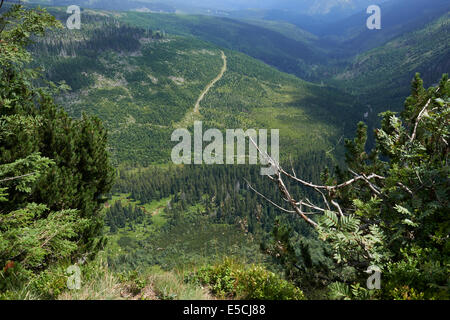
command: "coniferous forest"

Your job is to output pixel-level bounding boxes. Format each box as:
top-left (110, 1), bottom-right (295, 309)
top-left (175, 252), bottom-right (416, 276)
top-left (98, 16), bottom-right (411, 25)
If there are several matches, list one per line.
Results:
top-left (0, 0), bottom-right (449, 305)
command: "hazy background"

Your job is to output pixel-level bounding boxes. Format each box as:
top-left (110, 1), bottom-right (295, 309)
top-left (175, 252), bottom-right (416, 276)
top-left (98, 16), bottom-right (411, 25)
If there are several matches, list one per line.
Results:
top-left (27, 0), bottom-right (390, 18)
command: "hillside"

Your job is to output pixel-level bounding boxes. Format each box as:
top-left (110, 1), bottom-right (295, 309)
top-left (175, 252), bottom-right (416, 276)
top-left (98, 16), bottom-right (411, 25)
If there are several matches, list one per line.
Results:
top-left (32, 9), bottom-right (356, 165)
top-left (116, 11), bottom-right (327, 81)
top-left (319, 0), bottom-right (450, 53)
top-left (332, 11), bottom-right (450, 117)
top-left (27, 8), bottom-right (355, 293)
top-left (2, 3), bottom-right (449, 303)
top-left (27, 0), bottom-right (177, 13)
top-left (113, 8), bottom-right (450, 117)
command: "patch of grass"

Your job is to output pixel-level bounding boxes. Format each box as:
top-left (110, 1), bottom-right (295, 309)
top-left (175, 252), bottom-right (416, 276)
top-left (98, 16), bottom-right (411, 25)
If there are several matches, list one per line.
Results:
top-left (55, 254), bottom-right (123, 300)
top-left (56, 255), bottom-right (212, 300)
top-left (148, 269), bottom-right (211, 300)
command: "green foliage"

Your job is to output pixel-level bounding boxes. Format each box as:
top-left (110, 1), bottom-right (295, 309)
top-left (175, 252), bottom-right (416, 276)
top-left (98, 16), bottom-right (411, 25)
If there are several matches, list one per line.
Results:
top-left (194, 258), bottom-right (304, 300)
top-left (106, 159), bottom-right (332, 274)
top-left (328, 282), bottom-right (376, 300)
top-left (317, 210), bottom-right (387, 266)
top-left (260, 74), bottom-right (449, 300)
top-left (194, 258), bottom-right (237, 298)
top-left (105, 200), bottom-right (147, 233)
top-left (236, 264), bottom-right (305, 300)
top-left (28, 9), bottom-right (355, 166)
top-left (118, 11), bottom-right (325, 81)
top-left (107, 212), bottom-right (266, 272)
top-left (383, 247), bottom-right (449, 300)
top-left (387, 286), bottom-right (426, 300)
top-left (311, 74), bottom-right (449, 299)
top-left (2, 3), bottom-right (447, 302)
top-left (0, 5), bottom-right (114, 297)
top-left (117, 270), bottom-right (147, 296)
top-left (149, 269), bottom-right (209, 300)
top-left (26, 264), bottom-right (68, 300)
top-left (0, 205), bottom-right (88, 270)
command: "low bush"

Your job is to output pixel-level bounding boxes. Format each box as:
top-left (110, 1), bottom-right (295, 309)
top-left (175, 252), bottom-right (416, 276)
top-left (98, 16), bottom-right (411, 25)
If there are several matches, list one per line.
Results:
top-left (193, 258), bottom-right (304, 300)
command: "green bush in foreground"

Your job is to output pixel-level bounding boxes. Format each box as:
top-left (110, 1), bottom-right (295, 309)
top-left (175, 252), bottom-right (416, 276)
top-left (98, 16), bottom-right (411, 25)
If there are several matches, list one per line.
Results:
top-left (192, 258), bottom-right (305, 300)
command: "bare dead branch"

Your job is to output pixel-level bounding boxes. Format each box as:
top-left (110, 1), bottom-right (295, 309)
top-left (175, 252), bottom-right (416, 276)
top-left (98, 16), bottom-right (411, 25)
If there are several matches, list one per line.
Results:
top-left (315, 187), bottom-right (331, 211)
top-left (296, 200), bottom-right (321, 215)
top-left (289, 155), bottom-right (297, 178)
top-left (281, 168), bottom-right (385, 191)
top-left (397, 182), bottom-right (413, 196)
top-left (245, 179), bottom-right (296, 214)
top-left (249, 136), bottom-right (279, 173)
top-left (299, 198), bottom-right (327, 213)
top-left (274, 172), bottom-right (318, 227)
top-left (0, 172), bottom-right (37, 183)
top-left (410, 86), bottom-right (444, 143)
top-left (331, 200), bottom-right (344, 217)
top-left (349, 169), bottom-right (381, 195)
top-left (410, 98), bottom-right (432, 143)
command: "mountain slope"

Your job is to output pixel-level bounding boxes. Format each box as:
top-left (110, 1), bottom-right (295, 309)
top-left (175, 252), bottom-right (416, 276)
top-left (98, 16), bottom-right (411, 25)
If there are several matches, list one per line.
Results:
top-left (31, 5), bottom-right (449, 151)
top-left (319, 0), bottom-right (450, 55)
top-left (116, 11), bottom-right (327, 81)
top-left (28, 0), bottom-right (177, 13)
top-left (332, 11), bottom-right (450, 116)
top-left (32, 8), bottom-right (355, 165)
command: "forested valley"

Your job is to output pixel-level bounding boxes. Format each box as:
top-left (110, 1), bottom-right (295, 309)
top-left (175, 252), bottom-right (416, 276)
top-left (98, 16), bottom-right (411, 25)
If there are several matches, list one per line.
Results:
top-left (0, 1), bottom-right (448, 301)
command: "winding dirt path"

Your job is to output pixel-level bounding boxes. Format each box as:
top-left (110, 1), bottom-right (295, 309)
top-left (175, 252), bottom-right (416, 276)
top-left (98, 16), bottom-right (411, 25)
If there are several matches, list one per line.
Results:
top-left (194, 50), bottom-right (227, 113)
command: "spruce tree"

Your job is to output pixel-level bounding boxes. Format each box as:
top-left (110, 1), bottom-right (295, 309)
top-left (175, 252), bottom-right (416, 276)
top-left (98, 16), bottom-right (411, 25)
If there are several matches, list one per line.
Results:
top-left (0, 4), bottom-right (114, 296)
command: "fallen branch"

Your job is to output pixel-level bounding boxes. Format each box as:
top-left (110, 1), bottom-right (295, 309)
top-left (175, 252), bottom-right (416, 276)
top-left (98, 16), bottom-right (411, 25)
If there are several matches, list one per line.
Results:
top-left (245, 179), bottom-right (296, 214)
top-left (0, 172), bottom-right (37, 183)
top-left (281, 168), bottom-right (385, 192)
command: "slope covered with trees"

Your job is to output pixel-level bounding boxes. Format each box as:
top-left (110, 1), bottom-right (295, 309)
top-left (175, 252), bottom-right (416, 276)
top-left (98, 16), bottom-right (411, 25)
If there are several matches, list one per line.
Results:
top-left (117, 7), bottom-right (450, 115)
top-left (30, 8), bottom-right (356, 166)
top-left (332, 12), bottom-right (450, 118)
top-left (2, 2), bottom-right (448, 301)
top-left (116, 11), bottom-right (328, 81)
